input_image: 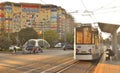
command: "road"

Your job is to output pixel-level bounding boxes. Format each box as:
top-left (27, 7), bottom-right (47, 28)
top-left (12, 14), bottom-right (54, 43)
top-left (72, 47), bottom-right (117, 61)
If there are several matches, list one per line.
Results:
top-left (0, 49), bottom-right (99, 73)
top-left (0, 49), bottom-right (74, 73)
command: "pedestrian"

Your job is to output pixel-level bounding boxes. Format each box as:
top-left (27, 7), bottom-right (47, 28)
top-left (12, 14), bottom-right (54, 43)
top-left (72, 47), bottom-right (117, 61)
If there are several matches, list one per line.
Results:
top-left (33, 46), bottom-right (36, 54)
top-left (106, 48), bottom-right (114, 61)
top-left (13, 46), bottom-right (16, 54)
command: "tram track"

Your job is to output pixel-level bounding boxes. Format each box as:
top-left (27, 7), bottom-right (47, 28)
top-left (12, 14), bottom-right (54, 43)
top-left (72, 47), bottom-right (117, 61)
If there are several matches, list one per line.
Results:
top-left (2, 57), bottom-right (98, 73)
top-left (0, 50), bottom-right (100, 73)
top-left (51, 60), bottom-right (98, 73)
top-left (55, 57), bottom-right (100, 73)
top-left (22, 57), bottom-right (73, 73)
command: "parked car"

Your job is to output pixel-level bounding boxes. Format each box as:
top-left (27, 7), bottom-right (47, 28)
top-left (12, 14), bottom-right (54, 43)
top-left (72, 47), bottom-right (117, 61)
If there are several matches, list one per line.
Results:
top-left (26, 45), bottom-right (34, 50)
top-left (63, 43), bottom-right (73, 50)
top-left (9, 45), bottom-right (20, 50)
top-left (33, 46), bottom-right (43, 53)
top-left (23, 45), bottom-right (43, 54)
top-left (23, 39), bottom-right (50, 53)
top-left (54, 43), bottom-right (64, 48)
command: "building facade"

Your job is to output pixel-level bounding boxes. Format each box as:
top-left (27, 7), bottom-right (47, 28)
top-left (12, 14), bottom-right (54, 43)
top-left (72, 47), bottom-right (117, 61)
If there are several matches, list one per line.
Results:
top-left (0, 2), bottom-right (75, 38)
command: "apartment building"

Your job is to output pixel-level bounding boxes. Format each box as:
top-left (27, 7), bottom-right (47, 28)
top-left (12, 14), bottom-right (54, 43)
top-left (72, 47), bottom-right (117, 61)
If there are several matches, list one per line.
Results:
top-left (0, 2), bottom-right (74, 37)
top-left (0, 3), bottom-right (4, 34)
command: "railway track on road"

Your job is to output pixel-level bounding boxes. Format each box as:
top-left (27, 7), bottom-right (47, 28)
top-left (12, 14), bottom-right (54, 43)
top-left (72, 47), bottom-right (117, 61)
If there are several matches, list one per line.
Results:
top-left (46, 60), bottom-right (99, 73)
top-left (0, 50), bottom-right (100, 73)
top-left (55, 58), bottom-right (100, 73)
top-left (0, 52), bottom-right (74, 73)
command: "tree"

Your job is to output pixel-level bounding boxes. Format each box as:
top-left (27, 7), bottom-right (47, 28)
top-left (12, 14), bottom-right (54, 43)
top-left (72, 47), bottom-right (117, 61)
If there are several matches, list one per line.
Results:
top-left (19, 27), bottom-right (38, 45)
top-left (43, 30), bottom-right (58, 47)
top-left (66, 33), bottom-right (74, 43)
top-left (0, 35), bottom-right (12, 49)
top-left (9, 32), bottom-right (18, 45)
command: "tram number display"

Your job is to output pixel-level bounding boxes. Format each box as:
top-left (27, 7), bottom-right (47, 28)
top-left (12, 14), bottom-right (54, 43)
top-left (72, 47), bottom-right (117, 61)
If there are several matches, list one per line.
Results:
top-left (81, 51), bottom-right (86, 53)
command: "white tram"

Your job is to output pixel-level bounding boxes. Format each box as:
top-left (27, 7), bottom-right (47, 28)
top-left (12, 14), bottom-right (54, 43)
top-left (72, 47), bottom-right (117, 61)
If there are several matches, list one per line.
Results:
top-left (74, 24), bottom-right (101, 60)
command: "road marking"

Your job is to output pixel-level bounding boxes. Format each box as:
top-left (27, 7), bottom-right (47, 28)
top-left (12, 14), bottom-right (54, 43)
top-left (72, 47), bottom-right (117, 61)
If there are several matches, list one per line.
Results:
top-left (23, 58), bottom-right (73, 73)
top-left (23, 64), bottom-right (50, 73)
top-left (10, 62), bottom-right (42, 70)
top-left (0, 63), bottom-right (17, 68)
top-left (57, 63), bottom-right (75, 73)
top-left (41, 60), bottom-right (74, 73)
top-left (14, 57), bottom-right (71, 70)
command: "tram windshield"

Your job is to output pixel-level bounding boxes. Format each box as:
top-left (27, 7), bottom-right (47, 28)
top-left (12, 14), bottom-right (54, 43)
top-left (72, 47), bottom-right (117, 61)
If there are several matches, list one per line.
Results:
top-left (76, 27), bottom-right (92, 44)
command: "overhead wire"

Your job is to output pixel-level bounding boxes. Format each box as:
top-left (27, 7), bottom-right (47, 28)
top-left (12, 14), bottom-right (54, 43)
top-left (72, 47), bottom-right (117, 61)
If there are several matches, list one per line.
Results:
top-left (93, 0), bottom-right (118, 12)
top-left (92, 0), bottom-right (120, 14)
top-left (80, 0), bottom-right (98, 28)
top-left (39, 0), bottom-right (47, 4)
top-left (94, 6), bottom-right (120, 14)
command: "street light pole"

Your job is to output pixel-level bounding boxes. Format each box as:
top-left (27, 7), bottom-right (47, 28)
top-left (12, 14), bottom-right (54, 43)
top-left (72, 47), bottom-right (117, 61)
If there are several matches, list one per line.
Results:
top-left (43, 22), bottom-right (44, 40)
top-left (40, 21), bottom-right (45, 47)
top-left (8, 16), bottom-right (10, 40)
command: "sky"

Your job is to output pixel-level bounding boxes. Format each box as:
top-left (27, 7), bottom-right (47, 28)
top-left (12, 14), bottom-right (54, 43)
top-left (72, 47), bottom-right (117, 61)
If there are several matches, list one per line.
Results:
top-left (0, 0), bottom-right (120, 39)
top-left (1, 0), bottom-right (120, 23)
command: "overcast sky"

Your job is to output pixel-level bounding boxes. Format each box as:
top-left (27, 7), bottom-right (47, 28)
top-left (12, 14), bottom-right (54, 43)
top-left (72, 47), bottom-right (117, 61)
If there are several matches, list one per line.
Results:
top-left (0, 0), bottom-right (120, 38)
top-left (1, 0), bottom-right (120, 24)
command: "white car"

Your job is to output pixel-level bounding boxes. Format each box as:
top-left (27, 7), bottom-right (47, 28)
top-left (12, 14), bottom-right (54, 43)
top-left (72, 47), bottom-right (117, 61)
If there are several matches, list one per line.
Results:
top-left (9, 45), bottom-right (20, 50)
top-left (54, 43), bottom-right (65, 48)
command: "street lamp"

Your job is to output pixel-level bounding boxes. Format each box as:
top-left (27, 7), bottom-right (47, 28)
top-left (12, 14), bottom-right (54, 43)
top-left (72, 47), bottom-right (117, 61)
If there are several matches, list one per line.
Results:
top-left (40, 21), bottom-right (45, 47)
top-left (40, 22), bottom-right (44, 40)
top-left (8, 16), bottom-right (10, 40)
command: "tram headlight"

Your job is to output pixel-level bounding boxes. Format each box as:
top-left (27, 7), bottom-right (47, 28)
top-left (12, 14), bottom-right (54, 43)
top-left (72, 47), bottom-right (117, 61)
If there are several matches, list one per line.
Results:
top-left (76, 49), bottom-right (79, 54)
top-left (88, 49), bottom-right (92, 53)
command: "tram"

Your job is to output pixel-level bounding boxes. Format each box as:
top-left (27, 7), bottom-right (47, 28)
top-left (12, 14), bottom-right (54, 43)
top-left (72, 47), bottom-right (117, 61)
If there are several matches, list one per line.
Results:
top-left (74, 24), bottom-right (101, 60)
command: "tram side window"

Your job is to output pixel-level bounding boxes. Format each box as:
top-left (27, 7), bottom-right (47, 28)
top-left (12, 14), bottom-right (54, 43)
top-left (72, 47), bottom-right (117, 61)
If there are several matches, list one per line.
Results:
top-left (95, 35), bottom-right (99, 46)
top-left (92, 34), bottom-right (95, 44)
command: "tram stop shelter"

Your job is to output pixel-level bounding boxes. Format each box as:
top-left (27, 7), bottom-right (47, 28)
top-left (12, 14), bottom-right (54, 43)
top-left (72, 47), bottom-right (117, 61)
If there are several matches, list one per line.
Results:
top-left (98, 22), bottom-right (120, 59)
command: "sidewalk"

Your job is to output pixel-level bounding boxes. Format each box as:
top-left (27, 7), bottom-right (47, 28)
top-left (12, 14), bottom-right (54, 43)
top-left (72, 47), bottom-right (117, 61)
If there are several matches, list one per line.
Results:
top-left (94, 53), bottom-right (120, 73)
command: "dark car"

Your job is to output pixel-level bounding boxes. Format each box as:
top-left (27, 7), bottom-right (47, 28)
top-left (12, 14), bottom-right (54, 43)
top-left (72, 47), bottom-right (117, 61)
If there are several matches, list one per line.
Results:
top-left (26, 45), bottom-right (34, 50)
top-left (24, 45), bottom-right (43, 53)
top-left (33, 46), bottom-right (43, 53)
top-left (63, 43), bottom-right (73, 50)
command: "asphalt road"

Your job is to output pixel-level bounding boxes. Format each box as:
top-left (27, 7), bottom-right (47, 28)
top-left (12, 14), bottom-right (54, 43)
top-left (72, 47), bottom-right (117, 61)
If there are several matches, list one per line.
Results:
top-left (0, 49), bottom-right (74, 73)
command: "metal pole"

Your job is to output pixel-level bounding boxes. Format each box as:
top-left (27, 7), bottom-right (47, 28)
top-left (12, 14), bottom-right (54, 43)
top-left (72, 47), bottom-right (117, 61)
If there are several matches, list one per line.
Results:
top-left (40, 21), bottom-right (44, 47)
top-left (16, 25), bottom-right (19, 46)
top-left (16, 31), bottom-right (18, 46)
top-left (65, 14), bottom-right (67, 43)
top-left (43, 22), bottom-right (44, 40)
top-left (112, 31), bottom-right (118, 59)
top-left (8, 16), bottom-right (10, 40)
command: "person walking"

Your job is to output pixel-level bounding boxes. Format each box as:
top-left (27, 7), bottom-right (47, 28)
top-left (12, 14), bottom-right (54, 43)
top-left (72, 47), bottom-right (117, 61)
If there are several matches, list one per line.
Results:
top-left (33, 46), bottom-right (36, 54)
top-left (13, 46), bottom-right (16, 54)
top-left (106, 48), bottom-right (114, 61)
